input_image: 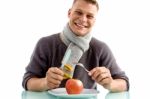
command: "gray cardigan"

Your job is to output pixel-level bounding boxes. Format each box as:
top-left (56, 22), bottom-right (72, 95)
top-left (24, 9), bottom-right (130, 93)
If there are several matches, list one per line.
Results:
top-left (22, 33), bottom-right (129, 90)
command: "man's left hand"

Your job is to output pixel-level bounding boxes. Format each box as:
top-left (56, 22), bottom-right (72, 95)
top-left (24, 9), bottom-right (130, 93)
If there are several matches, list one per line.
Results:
top-left (88, 66), bottom-right (113, 89)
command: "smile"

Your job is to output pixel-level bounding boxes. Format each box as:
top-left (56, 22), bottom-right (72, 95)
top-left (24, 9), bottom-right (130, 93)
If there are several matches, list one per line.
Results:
top-left (75, 22), bottom-right (87, 29)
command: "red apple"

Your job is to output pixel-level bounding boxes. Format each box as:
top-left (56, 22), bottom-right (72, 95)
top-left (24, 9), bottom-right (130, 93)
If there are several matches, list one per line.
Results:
top-left (65, 79), bottom-right (83, 94)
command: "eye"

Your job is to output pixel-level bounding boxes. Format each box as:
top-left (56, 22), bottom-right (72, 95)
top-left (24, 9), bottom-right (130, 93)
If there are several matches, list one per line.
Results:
top-left (87, 15), bottom-right (94, 19)
top-left (75, 11), bottom-right (82, 16)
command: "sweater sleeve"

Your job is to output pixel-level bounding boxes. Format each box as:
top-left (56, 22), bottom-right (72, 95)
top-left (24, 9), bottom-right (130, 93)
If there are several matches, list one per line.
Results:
top-left (22, 37), bottom-right (49, 90)
top-left (99, 43), bottom-right (130, 91)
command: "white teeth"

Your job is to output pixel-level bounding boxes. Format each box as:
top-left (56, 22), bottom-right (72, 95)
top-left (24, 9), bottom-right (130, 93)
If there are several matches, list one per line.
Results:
top-left (76, 23), bottom-right (85, 28)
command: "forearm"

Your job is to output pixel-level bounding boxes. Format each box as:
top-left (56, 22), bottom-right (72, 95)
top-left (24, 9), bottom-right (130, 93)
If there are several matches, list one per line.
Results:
top-left (27, 78), bottom-right (48, 91)
top-left (106, 79), bottom-right (127, 92)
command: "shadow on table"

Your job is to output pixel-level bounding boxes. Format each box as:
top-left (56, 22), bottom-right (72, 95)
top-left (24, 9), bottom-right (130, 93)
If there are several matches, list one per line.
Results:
top-left (22, 91), bottom-right (97, 99)
top-left (105, 91), bottom-right (130, 99)
top-left (22, 90), bottom-right (129, 99)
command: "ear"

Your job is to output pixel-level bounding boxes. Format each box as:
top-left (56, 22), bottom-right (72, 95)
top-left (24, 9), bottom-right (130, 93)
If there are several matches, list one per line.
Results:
top-left (68, 9), bottom-right (71, 18)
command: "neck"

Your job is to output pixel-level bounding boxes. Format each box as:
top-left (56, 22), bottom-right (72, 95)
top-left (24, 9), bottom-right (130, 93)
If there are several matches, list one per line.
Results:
top-left (61, 23), bottom-right (92, 52)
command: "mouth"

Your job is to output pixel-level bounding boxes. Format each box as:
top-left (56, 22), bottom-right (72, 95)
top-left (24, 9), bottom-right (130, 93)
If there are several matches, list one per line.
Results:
top-left (74, 22), bottom-right (88, 29)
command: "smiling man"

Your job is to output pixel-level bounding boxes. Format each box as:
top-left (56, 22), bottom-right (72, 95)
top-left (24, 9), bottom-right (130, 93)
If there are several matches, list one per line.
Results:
top-left (68, 0), bottom-right (98, 36)
top-left (22, 0), bottom-right (129, 92)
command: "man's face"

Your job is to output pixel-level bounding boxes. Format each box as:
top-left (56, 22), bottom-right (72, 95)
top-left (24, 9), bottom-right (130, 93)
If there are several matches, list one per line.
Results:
top-left (68, 0), bottom-right (98, 36)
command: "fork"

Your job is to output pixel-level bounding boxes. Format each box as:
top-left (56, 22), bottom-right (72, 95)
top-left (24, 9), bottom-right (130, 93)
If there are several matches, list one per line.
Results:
top-left (76, 63), bottom-right (89, 73)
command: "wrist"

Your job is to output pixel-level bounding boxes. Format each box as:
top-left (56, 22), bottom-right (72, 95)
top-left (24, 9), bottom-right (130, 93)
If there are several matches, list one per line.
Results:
top-left (103, 79), bottom-right (114, 91)
top-left (107, 80), bottom-right (114, 91)
top-left (106, 79), bottom-right (127, 92)
top-left (41, 78), bottom-right (49, 91)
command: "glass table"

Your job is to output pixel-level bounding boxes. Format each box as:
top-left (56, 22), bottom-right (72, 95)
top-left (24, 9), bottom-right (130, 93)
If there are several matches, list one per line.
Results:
top-left (22, 90), bottom-right (130, 99)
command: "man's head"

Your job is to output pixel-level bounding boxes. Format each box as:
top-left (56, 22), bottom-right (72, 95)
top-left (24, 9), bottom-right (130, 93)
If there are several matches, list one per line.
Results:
top-left (68, 0), bottom-right (99, 36)
top-left (73, 0), bottom-right (99, 10)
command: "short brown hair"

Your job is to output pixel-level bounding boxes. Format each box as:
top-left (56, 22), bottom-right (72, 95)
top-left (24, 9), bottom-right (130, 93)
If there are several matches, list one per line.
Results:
top-left (73, 0), bottom-right (99, 10)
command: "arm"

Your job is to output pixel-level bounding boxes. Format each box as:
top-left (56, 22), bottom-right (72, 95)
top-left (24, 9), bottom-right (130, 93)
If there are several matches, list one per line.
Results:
top-left (89, 67), bottom-right (128, 92)
top-left (27, 67), bottom-right (64, 91)
top-left (107, 79), bottom-right (127, 92)
top-left (27, 77), bottom-right (48, 91)
top-left (23, 37), bottom-right (65, 91)
top-left (92, 42), bottom-right (129, 92)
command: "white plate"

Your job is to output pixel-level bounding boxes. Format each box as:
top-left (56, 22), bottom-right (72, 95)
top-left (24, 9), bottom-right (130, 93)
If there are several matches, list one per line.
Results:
top-left (48, 88), bottom-right (99, 98)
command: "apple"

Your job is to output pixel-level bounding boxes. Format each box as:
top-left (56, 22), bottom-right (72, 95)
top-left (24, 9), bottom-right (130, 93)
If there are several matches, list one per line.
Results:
top-left (65, 79), bottom-right (83, 94)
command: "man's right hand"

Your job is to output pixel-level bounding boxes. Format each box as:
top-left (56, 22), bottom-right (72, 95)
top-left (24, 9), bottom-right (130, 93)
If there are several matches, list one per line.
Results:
top-left (45, 67), bottom-right (64, 90)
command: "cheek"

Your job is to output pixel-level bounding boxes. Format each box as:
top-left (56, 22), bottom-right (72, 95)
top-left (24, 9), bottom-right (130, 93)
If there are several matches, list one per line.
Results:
top-left (87, 18), bottom-right (95, 26)
top-left (90, 20), bottom-right (96, 26)
top-left (69, 16), bottom-right (76, 24)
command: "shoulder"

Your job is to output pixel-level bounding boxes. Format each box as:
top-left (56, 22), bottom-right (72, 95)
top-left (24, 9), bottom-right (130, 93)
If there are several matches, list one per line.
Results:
top-left (90, 37), bottom-right (109, 51)
top-left (90, 37), bottom-right (113, 57)
top-left (37, 33), bottom-right (61, 46)
top-left (34, 33), bottom-right (61, 50)
top-left (39, 33), bottom-right (60, 43)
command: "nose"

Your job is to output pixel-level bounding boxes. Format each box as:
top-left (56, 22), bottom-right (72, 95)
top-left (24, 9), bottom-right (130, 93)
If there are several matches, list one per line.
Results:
top-left (79, 15), bottom-right (87, 22)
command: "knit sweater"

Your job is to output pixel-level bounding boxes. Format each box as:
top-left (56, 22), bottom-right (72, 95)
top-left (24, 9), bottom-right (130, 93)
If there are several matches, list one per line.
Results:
top-left (22, 33), bottom-right (129, 90)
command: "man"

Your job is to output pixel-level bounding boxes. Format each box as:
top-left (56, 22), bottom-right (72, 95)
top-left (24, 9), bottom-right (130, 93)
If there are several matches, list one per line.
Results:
top-left (22, 0), bottom-right (129, 92)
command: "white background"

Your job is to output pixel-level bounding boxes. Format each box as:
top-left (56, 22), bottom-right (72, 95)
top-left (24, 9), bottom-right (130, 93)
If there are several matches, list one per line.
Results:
top-left (0, 0), bottom-right (150, 99)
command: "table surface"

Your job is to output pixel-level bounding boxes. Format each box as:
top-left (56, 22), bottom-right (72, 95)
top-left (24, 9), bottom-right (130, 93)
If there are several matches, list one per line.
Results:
top-left (22, 90), bottom-right (130, 99)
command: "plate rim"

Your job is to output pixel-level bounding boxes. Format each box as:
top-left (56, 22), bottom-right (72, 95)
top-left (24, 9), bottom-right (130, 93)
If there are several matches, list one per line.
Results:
top-left (48, 88), bottom-right (99, 98)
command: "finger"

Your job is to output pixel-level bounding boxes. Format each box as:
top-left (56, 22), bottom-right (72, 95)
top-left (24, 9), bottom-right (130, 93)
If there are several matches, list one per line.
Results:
top-left (88, 67), bottom-right (98, 76)
top-left (89, 67), bottom-right (107, 76)
top-left (90, 67), bottom-right (105, 78)
top-left (97, 72), bottom-right (109, 82)
top-left (46, 69), bottom-right (64, 81)
top-left (99, 77), bottom-right (111, 86)
top-left (47, 77), bottom-right (61, 85)
top-left (48, 72), bottom-right (64, 81)
top-left (98, 69), bottom-right (111, 82)
top-left (49, 67), bottom-right (64, 76)
top-left (91, 69), bottom-right (101, 80)
top-left (47, 82), bottom-right (59, 89)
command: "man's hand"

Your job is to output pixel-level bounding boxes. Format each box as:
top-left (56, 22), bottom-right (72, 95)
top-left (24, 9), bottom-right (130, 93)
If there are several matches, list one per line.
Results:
top-left (88, 67), bottom-right (113, 89)
top-left (88, 67), bottom-right (128, 92)
top-left (45, 67), bottom-right (64, 90)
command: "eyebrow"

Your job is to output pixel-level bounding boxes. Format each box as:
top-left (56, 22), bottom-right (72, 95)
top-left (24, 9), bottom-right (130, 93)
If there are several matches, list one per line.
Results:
top-left (75, 9), bottom-right (95, 16)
